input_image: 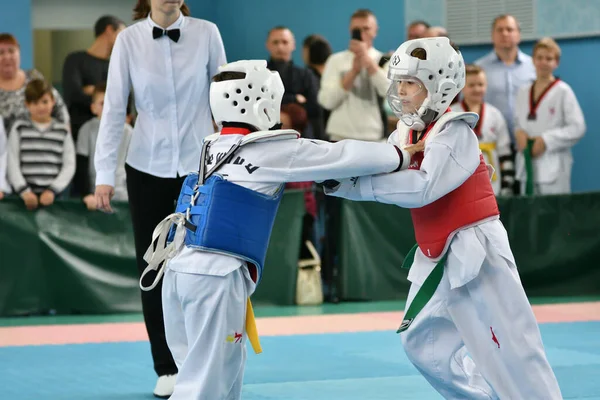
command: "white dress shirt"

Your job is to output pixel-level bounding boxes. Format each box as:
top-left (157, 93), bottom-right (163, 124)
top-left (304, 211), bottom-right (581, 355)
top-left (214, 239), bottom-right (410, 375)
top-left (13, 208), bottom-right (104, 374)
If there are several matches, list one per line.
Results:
top-left (95, 13), bottom-right (227, 187)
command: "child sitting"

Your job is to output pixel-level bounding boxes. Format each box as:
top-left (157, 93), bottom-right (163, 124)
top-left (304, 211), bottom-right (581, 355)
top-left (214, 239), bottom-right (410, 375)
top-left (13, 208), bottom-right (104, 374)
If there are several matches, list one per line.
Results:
top-left (7, 79), bottom-right (75, 210)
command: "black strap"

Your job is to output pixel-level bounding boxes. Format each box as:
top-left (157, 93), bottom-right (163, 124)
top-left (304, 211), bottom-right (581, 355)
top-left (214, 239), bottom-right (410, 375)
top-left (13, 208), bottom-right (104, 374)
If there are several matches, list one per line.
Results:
top-left (378, 55), bottom-right (390, 68)
top-left (197, 139), bottom-right (211, 186)
top-left (198, 124), bottom-right (260, 184)
top-left (186, 138), bottom-right (244, 232)
top-left (201, 139), bottom-right (244, 184)
top-left (377, 54), bottom-right (391, 139)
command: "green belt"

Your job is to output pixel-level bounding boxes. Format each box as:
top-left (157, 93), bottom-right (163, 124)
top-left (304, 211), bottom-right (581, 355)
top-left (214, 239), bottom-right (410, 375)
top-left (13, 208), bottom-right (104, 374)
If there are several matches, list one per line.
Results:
top-left (523, 138), bottom-right (536, 196)
top-left (397, 244), bottom-right (448, 333)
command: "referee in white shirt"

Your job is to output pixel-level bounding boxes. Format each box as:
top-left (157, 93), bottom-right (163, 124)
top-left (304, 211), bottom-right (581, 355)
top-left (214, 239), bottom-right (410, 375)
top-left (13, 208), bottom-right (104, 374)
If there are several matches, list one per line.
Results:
top-left (93, 1), bottom-right (226, 397)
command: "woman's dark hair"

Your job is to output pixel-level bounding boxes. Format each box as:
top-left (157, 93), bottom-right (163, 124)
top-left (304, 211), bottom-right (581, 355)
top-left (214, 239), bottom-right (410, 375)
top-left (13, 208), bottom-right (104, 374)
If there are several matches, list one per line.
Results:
top-left (0, 33), bottom-right (19, 48)
top-left (94, 15), bottom-right (126, 37)
top-left (303, 35), bottom-right (332, 65)
top-left (281, 103), bottom-right (308, 133)
top-left (133, 0), bottom-right (190, 21)
top-left (24, 79), bottom-right (54, 103)
top-left (212, 71), bottom-right (246, 82)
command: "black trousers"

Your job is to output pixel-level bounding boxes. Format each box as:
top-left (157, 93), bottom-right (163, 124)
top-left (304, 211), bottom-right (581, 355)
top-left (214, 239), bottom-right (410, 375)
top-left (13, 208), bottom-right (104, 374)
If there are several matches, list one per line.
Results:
top-left (321, 194), bottom-right (341, 301)
top-left (299, 213), bottom-right (316, 260)
top-left (126, 164), bottom-right (186, 377)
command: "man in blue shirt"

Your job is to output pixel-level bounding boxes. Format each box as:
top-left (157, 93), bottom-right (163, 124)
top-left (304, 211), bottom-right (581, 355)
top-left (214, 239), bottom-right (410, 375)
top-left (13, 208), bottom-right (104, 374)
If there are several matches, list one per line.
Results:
top-left (475, 14), bottom-right (536, 143)
top-left (475, 14), bottom-right (535, 195)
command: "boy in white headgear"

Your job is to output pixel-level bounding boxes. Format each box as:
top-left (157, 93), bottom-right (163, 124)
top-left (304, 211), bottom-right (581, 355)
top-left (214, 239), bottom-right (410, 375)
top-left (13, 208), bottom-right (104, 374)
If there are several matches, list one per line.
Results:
top-left (140, 59), bottom-right (423, 400)
top-left (325, 37), bottom-right (562, 399)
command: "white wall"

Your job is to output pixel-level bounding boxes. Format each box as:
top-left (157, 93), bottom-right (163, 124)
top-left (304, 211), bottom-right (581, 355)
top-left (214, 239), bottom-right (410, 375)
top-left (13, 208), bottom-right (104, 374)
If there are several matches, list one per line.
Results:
top-left (32, 0), bottom-right (135, 30)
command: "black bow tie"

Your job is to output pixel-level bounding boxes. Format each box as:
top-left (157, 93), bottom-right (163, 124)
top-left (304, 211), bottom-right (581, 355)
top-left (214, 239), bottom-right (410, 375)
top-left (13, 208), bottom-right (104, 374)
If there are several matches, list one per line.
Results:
top-left (152, 26), bottom-right (180, 43)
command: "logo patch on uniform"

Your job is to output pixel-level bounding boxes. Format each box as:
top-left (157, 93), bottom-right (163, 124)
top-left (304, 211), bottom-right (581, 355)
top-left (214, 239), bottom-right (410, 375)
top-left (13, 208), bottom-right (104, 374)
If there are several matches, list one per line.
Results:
top-left (226, 332), bottom-right (243, 343)
top-left (490, 327), bottom-right (500, 348)
top-left (396, 318), bottom-right (414, 333)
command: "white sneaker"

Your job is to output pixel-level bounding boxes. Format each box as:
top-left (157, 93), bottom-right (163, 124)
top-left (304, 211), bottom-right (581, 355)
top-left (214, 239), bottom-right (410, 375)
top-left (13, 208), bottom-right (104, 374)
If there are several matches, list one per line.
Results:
top-left (153, 374), bottom-right (177, 399)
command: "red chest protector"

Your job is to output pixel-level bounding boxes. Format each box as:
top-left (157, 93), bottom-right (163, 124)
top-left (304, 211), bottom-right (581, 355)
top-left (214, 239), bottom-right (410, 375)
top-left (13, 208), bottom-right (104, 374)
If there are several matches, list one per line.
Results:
top-left (405, 112), bottom-right (499, 259)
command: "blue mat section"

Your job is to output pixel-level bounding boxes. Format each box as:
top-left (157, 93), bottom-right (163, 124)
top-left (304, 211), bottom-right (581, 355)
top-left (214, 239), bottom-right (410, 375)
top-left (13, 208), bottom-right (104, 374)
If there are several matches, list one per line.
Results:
top-left (1, 322), bottom-right (599, 399)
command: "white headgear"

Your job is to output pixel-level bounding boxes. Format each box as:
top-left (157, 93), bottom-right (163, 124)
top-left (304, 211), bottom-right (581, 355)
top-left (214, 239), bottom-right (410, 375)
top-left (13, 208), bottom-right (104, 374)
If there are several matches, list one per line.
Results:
top-left (387, 37), bottom-right (466, 129)
top-left (210, 60), bottom-right (284, 132)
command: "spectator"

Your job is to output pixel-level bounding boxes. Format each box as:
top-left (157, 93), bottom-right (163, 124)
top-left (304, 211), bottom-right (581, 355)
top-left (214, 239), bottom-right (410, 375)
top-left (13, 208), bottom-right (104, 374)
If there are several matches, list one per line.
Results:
top-left (93, 0), bottom-right (226, 397)
top-left (0, 33), bottom-right (69, 135)
top-left (302, 34), bottom-right (332, 133)
top-left (407, 20), bottom-right (430, 40)
top-left (474, 15), bottom-right (535, 142)
top-left (62, 15), bottom-right (127, 141)
top-left (6, 79), bottom-right (75, 210)
top-left (475, 14), bottom-right (536, 194)
top-left (0, 116), bottom-right (8, 199)
top-left (281, 103), bottom-right (317, 260)
top-left (77, 83), bottom-right (132, 211)
top-left (281, 103), bottom-right (308, 133)
top-left (266, 26), bottom-right (322, 139)
top-left (318, 8), bottom-right (391, 302)
top-left (451, 65), bottom-right (513, 196)
top-left (425, 26), bottom-right (449, 38)
top-left (318, 9), bottom-right (389, 142)
top-left (302, 34), bottom-right (332, 79)
top-left (514, 38), bottom-right (585, 195)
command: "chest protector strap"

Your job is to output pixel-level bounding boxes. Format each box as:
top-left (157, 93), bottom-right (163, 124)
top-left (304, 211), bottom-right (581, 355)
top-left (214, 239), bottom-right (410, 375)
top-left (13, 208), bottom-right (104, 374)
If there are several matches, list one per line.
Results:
top-left (170, 173), bottom-right (283, 280)
top-left (140, 132), bottom-right (294, 293)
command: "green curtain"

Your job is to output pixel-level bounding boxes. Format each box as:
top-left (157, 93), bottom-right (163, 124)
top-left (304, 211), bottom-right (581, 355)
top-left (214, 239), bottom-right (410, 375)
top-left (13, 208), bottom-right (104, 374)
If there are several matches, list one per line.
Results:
top-left (3, 190), bottom-right (599, 315)
top-left (338, 192), bottom-right (600, 300)
top-left (0, 191), bottom-right (305, 316)
top-left (338, 200), bottom-right (413, 301)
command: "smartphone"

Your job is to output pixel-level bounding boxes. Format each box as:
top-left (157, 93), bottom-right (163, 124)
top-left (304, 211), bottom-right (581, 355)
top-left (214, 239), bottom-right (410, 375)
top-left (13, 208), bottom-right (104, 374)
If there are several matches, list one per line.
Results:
top-left (351, 28), bottom-right (362, 41)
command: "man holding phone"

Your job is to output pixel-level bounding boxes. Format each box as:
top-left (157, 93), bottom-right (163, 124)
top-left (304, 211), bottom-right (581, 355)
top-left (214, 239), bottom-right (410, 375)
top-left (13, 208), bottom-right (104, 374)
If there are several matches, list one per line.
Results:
top-left (317, 8), bottom-right (390, 303)
top-left (318, 8), bottom-right (390, 143)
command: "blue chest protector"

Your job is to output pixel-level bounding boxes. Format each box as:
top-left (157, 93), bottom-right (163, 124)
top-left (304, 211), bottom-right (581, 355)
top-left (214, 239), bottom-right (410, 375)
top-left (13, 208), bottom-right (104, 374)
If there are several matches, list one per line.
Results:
top-left (167, 140), bottom-right (283, 284)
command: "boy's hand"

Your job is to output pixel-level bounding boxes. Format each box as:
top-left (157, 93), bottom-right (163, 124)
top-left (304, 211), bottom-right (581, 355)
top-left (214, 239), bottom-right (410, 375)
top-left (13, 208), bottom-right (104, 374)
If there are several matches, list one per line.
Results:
top-left (40, 190), bottom-right (55, 206)
top-left (405, 140), bottom-right (425, 157)
top-left (515, 129), bottom-right (529, 151)
top-left (83, 85), bottom-right (95, 95)
top-left (95, 184), bottom-right (115, 213)
top-left (531, 136), bottom-right (546, 157)
top-left (0, 191), bottom-right (4, 201)
top-left (295, 94), bottom-right (306, 104)
top-left (83, 194), bottom-right (97, 211)
top-left (21, 191), bottom-right (39, 210)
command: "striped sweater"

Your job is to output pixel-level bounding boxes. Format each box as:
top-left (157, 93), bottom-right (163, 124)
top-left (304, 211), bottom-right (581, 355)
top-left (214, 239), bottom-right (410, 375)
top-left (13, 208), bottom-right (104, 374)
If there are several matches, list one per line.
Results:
top-left (7, 118), bottom-right (75, 195)
top-left (0, 116), bottom-right (9, 194)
